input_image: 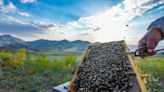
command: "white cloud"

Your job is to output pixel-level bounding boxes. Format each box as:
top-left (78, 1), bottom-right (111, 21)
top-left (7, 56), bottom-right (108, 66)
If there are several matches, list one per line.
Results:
top-left (1, 0), bottom-right (163, 43)
top-left (34, 0), bottom-right (164, 42)
top-left (147, 5), bottom-right (164, 14)
top-left (0, 0), bottom-right (3, 8)
top-left (56, 0), bottom-right (164, 43)
top-left (2, 15), bottom-right (27, 24)
top-left (21, 0), bottom-right (36, 4)
top-left (158, 5), bottom-right (164, 10)
top-left (1, 1), bottom-right (17, 13)
top-left (123, 0), bottom-right (164, 19)
top-left (18, 12), bottom-right (31, 17)
top-left (0, 1), bottom-right (31, 17)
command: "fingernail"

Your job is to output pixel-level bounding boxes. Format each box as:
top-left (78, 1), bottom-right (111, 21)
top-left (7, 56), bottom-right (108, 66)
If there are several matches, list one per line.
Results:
top-left (148, 49), bottom-right (153, 53)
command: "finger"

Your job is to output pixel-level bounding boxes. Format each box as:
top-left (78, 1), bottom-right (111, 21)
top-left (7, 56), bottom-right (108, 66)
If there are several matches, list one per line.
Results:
top-left (146, 38), bottom-right (157, 49)
top-left (138, 38), bottom-right (146, 48)
top-left (146, 38), bottom-right (156, 53)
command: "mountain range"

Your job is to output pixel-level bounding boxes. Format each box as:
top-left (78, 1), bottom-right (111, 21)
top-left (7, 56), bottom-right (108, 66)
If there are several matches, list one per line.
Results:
top-left (0, 35), bottom-right (140, 52)
top-left (0, 35), bottom-right (91, 51)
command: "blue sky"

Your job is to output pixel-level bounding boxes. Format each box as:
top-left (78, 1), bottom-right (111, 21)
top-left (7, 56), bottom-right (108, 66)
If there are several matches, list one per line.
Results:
top-left (0, 0), bottom-right (164, 46)
top-left (1, 0), bottom-right (121, 23)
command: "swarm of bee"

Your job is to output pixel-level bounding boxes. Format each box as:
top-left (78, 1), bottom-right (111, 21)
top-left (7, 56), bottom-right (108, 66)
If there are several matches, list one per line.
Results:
top-left (72, 41), bottom-right (140, 92)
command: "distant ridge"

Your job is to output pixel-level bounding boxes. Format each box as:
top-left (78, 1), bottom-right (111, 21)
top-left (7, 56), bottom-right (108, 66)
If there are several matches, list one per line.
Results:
top-left (0, 35), bottom-right (91, 51)
top-left (0, 35), bottom-right (26, 46)
top-left (0, 34), bottom-right (141, 52)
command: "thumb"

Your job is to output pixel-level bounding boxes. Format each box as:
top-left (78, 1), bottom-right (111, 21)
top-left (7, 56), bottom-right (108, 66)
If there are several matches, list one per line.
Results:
top-left (147, 49), bottom-right (154, 53)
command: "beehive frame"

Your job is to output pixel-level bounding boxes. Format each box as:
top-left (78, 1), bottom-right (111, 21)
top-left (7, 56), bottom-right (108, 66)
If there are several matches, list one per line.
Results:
top-left (67, 43), bottom-right (147, 92)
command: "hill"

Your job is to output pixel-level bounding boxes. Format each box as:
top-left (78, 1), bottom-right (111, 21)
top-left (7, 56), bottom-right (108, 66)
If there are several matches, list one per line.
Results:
top-left (0, 35), bottom-right (26, 46)
top-left (0, 35), bottom-right (91, 51)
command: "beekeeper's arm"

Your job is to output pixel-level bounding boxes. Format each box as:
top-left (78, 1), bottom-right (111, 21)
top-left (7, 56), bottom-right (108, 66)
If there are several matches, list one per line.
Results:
top-left (138, 16), bottom-right (164, 53)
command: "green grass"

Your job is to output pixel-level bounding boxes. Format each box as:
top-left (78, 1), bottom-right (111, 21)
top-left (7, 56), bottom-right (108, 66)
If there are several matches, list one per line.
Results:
top-left (137, 56), bottom-right (164, 92)
top-left (0, 49), bottom-right (79, 92)
top-left (1, 49), bottom-right (164, 92)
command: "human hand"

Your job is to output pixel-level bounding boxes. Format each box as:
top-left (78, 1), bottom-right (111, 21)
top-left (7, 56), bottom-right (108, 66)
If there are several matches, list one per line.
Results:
top-left (138, 27), bottom-right (163, 54)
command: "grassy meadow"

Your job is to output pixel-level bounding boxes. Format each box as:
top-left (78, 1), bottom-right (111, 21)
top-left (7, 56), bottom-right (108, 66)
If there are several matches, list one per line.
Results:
top-left (137, 56), bottom-right (164, 92)
top-left (0, 48), bottom-right (164, 92)
top-left (0, 48), bottom-right (80, 92)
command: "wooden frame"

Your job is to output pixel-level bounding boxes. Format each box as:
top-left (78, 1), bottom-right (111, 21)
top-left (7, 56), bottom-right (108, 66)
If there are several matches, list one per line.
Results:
top-left (67, 43), bottom-right (147, 92)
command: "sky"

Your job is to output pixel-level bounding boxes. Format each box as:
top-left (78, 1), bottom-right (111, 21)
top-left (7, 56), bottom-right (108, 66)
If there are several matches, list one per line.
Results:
top-left (0, 0), bottom-right (164, 46)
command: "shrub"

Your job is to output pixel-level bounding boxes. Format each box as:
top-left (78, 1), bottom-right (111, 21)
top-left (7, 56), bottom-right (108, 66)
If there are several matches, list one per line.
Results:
top-left (10, 48), bottom-right (26, 68)
top-left (34, 53), bottom-right (51, 73)
top-left (0, 49), bottom-right (79, 91)
top-left (0, 50), bottom-right (12, 61)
